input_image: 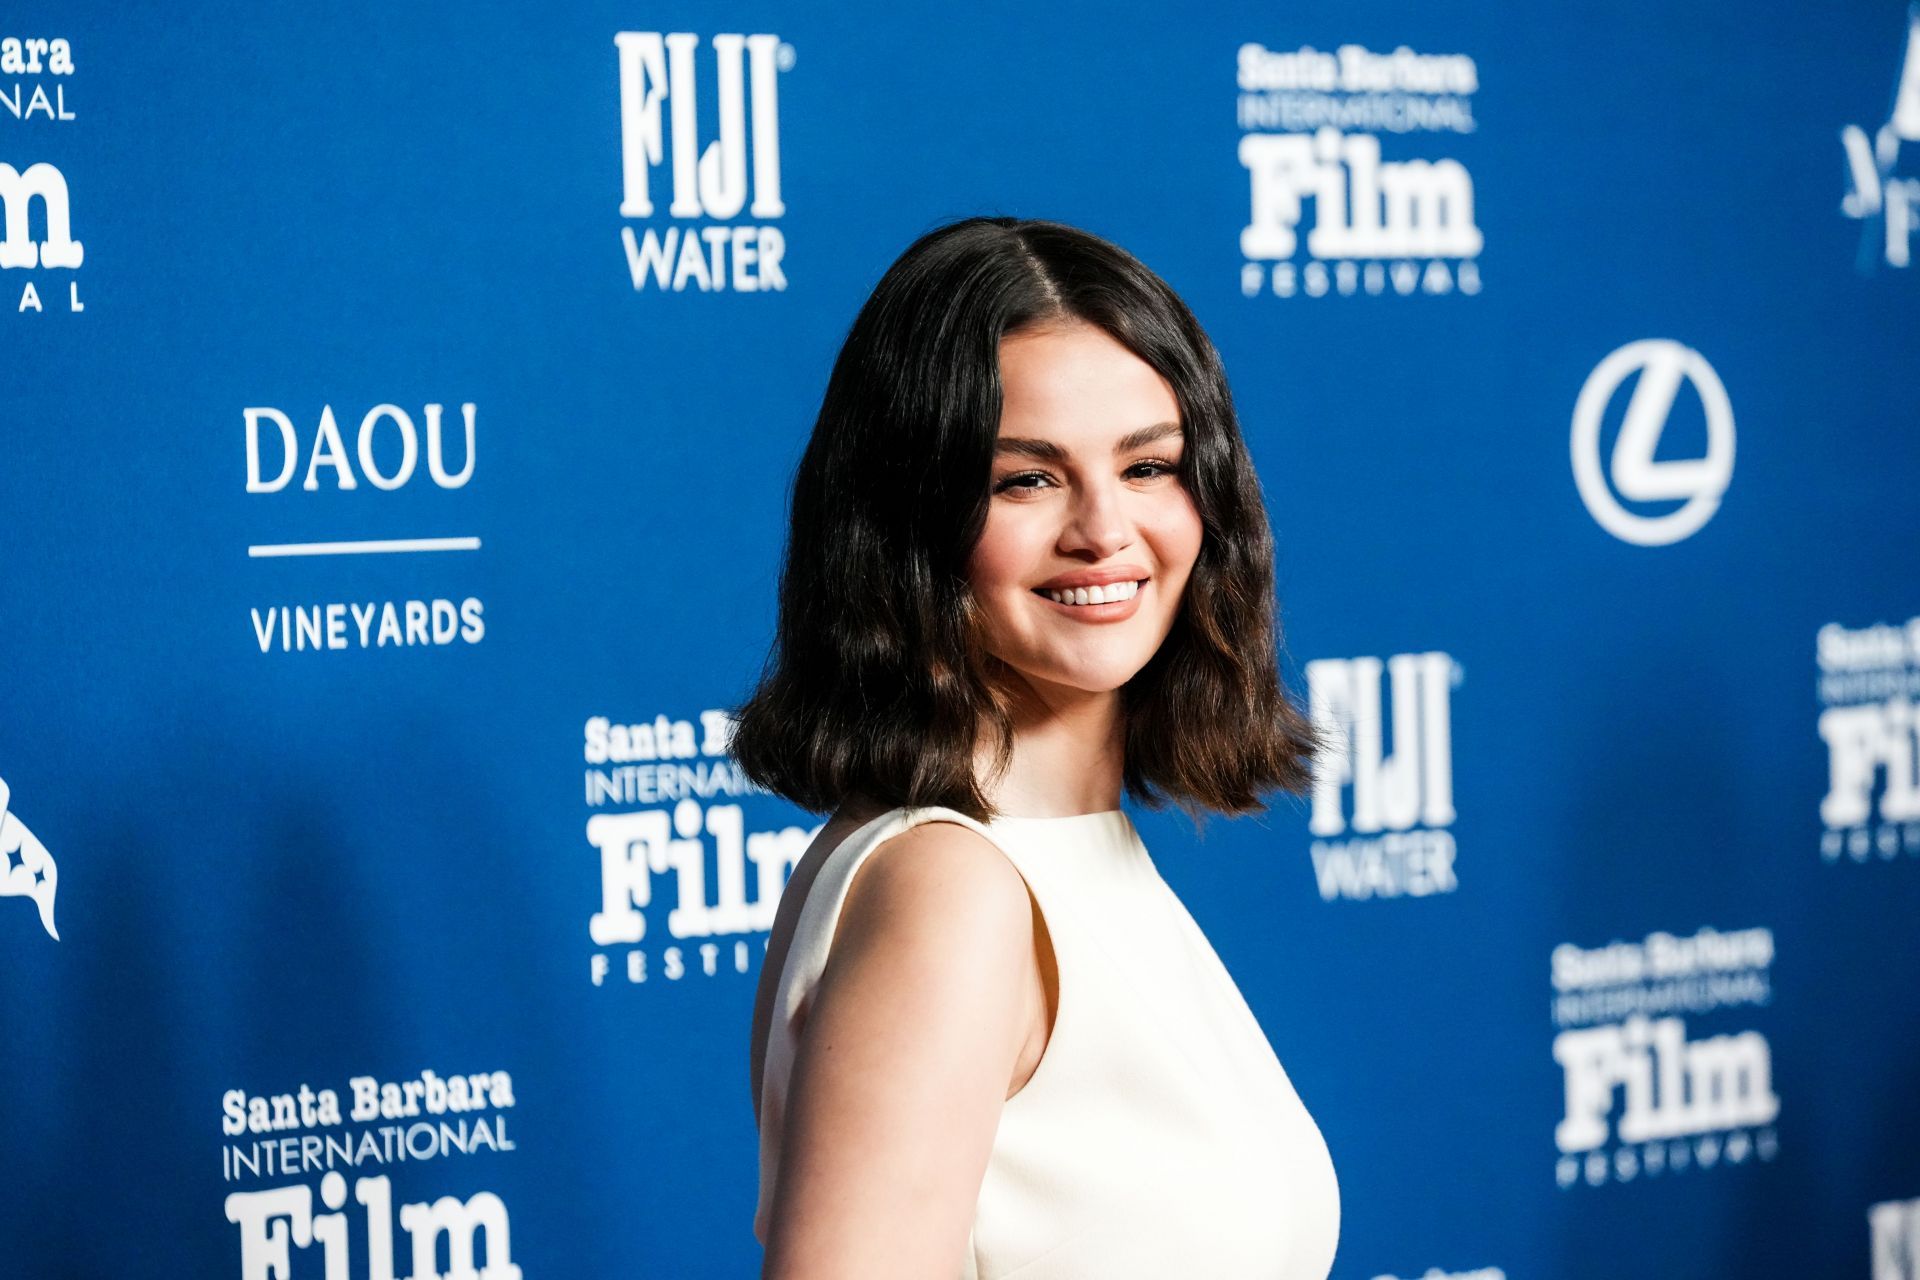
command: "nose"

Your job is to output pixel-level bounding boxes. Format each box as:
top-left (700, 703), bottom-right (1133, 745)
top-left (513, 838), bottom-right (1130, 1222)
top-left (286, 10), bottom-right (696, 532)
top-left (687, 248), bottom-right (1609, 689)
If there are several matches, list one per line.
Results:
top-left (1058, 474), bottom-right (1133, 561)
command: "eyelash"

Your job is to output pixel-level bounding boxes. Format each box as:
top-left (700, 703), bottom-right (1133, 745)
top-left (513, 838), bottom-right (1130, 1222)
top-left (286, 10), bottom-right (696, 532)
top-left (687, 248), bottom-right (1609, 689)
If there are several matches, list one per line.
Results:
top-left (992, 458), bottom-right (1181, 496)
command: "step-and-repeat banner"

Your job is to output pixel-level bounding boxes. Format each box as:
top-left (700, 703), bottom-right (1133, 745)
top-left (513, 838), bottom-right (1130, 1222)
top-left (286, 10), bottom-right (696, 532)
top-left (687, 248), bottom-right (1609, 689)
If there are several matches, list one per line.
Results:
top-left (3, 3), bottom-right (1918, 1277)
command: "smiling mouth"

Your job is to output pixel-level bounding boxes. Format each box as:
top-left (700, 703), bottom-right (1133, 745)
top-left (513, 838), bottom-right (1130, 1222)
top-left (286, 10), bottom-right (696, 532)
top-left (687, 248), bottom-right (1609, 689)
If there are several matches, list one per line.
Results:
top-left (1030, 579), bottom-right (1147, 607)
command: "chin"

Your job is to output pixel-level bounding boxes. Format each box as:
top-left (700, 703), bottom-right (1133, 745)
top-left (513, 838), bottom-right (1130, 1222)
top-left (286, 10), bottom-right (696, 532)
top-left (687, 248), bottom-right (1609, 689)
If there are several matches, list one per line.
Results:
top-left (1021, 660), bottom-right (1150, 697)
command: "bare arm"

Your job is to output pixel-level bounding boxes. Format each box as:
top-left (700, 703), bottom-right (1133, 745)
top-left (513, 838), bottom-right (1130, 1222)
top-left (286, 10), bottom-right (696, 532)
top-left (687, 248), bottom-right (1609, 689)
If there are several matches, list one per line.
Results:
top-left (758, 821), bottom-right (1042, 1279)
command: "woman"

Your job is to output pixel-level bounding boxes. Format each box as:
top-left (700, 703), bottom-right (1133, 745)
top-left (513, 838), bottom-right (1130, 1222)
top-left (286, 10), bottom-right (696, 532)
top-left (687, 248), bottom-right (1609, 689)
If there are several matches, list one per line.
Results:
top-left (736, 216), bottom-right (1339, 1279)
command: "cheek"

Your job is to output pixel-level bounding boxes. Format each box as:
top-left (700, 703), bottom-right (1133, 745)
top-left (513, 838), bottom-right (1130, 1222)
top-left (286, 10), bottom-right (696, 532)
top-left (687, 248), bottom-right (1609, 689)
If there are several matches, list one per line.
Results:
top-left (965, 509), bottom-right (1033, 598)
top-left (1149, 493), bottom-right (1205, 577)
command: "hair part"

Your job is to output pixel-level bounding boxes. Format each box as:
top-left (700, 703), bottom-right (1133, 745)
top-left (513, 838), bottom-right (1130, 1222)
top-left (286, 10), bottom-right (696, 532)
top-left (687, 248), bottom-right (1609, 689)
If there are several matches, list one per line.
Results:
top-left (727, 215), bottom-right (1326, 829)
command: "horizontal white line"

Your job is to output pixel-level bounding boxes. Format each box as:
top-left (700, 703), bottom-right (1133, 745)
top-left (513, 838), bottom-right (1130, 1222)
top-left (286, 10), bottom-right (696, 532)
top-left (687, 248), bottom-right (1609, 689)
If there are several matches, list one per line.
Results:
top-left (248, 537), bottom-right (483, 558)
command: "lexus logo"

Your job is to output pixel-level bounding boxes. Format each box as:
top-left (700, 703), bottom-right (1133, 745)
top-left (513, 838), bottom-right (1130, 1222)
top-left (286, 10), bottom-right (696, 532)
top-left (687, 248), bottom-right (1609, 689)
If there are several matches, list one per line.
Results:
top-left (1570, 339), bottom-right (1735, 546)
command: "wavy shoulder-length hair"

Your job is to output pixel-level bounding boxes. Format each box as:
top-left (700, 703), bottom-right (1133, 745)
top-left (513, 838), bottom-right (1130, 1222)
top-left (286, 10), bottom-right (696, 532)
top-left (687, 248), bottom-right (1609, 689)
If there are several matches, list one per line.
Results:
top-left (727, 215), bottom-right (1324, 826)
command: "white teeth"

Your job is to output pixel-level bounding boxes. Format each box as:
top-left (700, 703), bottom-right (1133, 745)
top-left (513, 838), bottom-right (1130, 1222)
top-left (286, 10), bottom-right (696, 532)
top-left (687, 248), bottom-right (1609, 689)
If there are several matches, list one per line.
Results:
top-left (1042, 579), bottom-right (1140, 606)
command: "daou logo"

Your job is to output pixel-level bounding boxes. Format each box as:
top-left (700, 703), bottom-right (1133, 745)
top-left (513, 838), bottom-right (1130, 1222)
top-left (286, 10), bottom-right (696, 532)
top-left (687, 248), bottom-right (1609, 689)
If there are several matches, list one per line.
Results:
top-left (1840, 7), bottom-right (1920, 270)
top-left (245, 404), bottom-right (477, 493)
top-left (615, 31), bottom-right (791, 293)
top-left (0, 160), bottom-right (83, 313)
top-left (240, 402), bottom-right (485, 657)
top-left (1571, 339), bottom-right (1735, 546)
top-left (1873, 1195), bottom-right (1920, 1280)
top-left (1303, 651), bottom-right (1460, 901)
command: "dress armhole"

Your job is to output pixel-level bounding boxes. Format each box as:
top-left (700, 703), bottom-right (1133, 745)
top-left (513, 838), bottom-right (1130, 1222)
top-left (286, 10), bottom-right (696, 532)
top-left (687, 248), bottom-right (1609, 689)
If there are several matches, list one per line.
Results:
top-left (1009, 875), bottom-right (1060, 1102)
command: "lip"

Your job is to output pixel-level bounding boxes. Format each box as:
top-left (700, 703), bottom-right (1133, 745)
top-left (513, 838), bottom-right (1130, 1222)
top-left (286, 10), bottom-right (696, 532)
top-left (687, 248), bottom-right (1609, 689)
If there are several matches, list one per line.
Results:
top-left (1031, 565), bottom-right (1150, 591)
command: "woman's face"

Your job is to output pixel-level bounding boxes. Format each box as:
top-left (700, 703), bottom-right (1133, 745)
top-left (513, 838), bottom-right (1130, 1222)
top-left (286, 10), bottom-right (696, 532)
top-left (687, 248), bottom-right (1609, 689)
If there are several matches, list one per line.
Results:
top-left (966, 319), bottom-right (1204, 701)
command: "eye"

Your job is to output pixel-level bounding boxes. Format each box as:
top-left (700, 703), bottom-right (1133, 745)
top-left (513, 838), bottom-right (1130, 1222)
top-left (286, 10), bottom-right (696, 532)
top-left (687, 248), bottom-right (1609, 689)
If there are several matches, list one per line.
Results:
top-left (1127, 458), bottom-right (1180, 480)
top-left (991, 469), bottom-right (1055, 496)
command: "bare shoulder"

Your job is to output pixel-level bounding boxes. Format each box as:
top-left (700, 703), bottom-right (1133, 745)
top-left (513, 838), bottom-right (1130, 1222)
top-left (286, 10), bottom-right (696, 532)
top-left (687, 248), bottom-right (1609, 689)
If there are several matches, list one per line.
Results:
top-left (750, 805), bottom-right (881, 1125)
top-left (758, 818), bottom-right (1039, 1274)
top-left (831, 818), bottom-right (1035, 964)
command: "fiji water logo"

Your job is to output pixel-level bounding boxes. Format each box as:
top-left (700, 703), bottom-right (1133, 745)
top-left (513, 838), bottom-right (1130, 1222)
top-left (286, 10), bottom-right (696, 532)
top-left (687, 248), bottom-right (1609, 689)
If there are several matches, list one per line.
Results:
top-left (1236, 42), bottom-right (1482, 299)
top-left (615, 31), bottom-right (792, 293)
top-left (0, 774), bottom-right (59, 940)
top-left (1304, 651), bottom-right (1460, 901)
top-left (1840, 4), bottom-right (1920, 271)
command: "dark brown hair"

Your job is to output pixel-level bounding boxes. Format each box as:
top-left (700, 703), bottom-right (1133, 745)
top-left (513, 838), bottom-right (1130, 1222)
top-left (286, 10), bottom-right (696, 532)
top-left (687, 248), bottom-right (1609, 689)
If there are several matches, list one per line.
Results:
top-left (728, 215), bottom-right (1324, 826)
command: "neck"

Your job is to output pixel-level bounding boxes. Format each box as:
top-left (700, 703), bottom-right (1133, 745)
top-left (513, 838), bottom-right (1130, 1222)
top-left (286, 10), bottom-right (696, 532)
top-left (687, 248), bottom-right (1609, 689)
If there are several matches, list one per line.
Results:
top-left (976, 674), bottom-right (1125, 818)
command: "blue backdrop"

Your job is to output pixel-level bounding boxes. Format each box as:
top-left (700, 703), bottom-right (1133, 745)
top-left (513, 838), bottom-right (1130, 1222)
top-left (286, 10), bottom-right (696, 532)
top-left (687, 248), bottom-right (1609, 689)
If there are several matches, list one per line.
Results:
top-left (3, 3), bottom-right (1918, 1277)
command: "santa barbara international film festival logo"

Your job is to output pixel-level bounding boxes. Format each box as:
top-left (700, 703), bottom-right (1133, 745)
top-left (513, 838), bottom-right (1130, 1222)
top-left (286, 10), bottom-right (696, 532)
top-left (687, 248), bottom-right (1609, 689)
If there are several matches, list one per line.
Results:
top-left (243, 402), bottom-right (485, 657)
top-left (1840, 4), bottom-right (1920, 272)
top-left (615, 31), bottom-right (791, 294)
top-left (1236, 41), bottom-right (1482, 299)
top-left (3, 34), bottom-right (84, 316)
top-left (584, 707), bottom-right (819, 987)
top-left (1551, 924), bottom-right (1779, 1189)
top-left (1817, 615), bottom-right (1920, 864)
top-left (222, 1066), bottom-right (520, 1280)
top-left (1303, 651), bottom-right (1461, 902)
top-left (1571, 339), bottom-right (1736, 546)
top-left (1873, 1195), bottom-right (1920, 1280)
top-left (0, 774), bottom-right (58, 940)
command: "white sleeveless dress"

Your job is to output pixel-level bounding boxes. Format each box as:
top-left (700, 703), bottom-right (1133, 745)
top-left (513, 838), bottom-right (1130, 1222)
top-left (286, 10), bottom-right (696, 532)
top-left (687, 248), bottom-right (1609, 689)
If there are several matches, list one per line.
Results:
top-left (754, 805), bottom-right (1340, 1279)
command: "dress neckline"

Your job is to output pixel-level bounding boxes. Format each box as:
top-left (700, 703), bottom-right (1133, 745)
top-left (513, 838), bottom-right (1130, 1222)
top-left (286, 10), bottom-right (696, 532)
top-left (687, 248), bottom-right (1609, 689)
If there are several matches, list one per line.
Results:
top-left (989, 809), bottom-right (1126, 823)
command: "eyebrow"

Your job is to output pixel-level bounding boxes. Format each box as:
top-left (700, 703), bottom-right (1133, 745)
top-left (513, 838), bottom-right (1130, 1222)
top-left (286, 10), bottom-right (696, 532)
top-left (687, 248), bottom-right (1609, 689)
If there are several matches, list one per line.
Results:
top-left (993, 420), bottom-right (1183, 463)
